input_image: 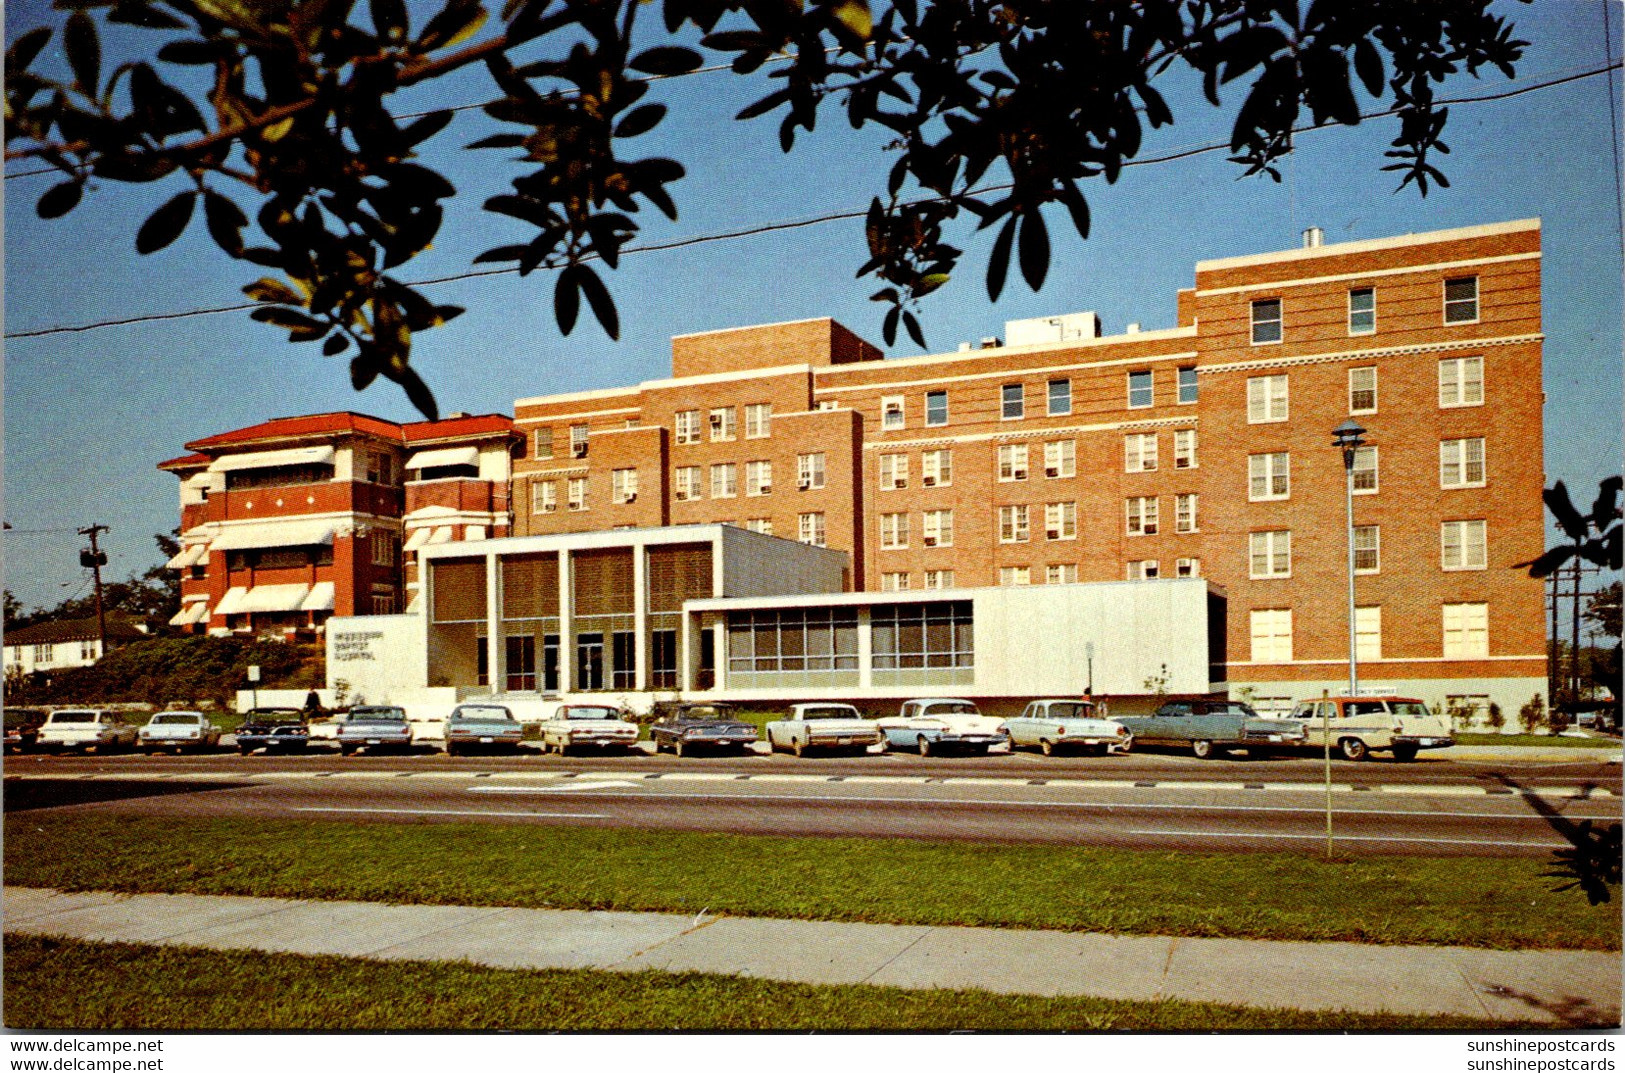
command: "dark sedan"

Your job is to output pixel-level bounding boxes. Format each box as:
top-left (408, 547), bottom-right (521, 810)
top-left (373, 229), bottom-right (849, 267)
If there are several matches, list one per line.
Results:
top-left (4, 708), bottom-right (48, 753)
top-left (234, 707), bottom-right (310, 755)
top-left (649, 703), bottom-right (758, 757)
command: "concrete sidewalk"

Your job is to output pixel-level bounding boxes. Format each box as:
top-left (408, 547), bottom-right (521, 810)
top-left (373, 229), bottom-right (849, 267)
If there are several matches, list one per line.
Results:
top-left (5, 886), bottom-right (1618, 1026)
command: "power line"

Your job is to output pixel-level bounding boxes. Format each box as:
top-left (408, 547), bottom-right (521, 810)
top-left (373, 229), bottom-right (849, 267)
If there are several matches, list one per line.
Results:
top-left (6, 60), bottom-right (1620, 342)
top-left (1604, 1), bottom-right (1624, 240)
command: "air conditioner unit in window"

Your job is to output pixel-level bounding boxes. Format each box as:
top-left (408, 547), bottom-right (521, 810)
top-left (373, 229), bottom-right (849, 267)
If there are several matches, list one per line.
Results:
top-left (623, 493), bottom-right (636, 504)
top-left (710, 414), bottom-right (724, 427)
top-left (1045, 467), bottom-right (1059, 478)
top-left (797, 479), bottom-right (811, 491)
top-left (923, 536), bottom-right (937, 547)
top-left (758, 486), bottom-right (770, 495)
top-left (895, 479), bottom-right (907, 489)
top-left (922, 475), bottom-right (936, 487)
top-left (1047, 530), bottom-right (1060, 540)
top-left (543, 504), bottom-right (557, 513)
top-left (1145, 525), bottom-right (1158, 535)
top-left (571, 445), bottom-right (588, 458)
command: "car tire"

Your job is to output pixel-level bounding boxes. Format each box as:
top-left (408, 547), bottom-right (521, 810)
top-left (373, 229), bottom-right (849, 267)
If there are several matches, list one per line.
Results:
top-left (238, 745), bottom-right (253, 756)
top-left (1339, 737), bottom-right (1369, 762)
top-left (1391, 744), bottom-right (1419, 763)
top-left (340, 745), bottom-right (357, 756)
top-left (1192, 739), bottom-right (1216, 760)
top-left (918, 735), bottom-right (933, 757)
top-left (1118, 735), bottom-right (1134, 755)
top-left (874, 735), bottom-right (889, 754)
top-left (793, 738), bottom-right (806, 758)
top-left (674, 739), bottom-right (687, 758)
top-left (1039, 739), bottom-right (1055, 757)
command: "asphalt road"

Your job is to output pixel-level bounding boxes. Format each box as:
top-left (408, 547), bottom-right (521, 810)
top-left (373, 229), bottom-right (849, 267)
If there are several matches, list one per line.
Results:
top-left (7, 746), bottom-right (1619, 857)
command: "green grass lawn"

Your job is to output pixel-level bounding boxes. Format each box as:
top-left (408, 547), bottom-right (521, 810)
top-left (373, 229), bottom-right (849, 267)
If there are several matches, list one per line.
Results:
top-left (1454, 733), bottom-right (1621, 749)
top-left (1, 934), bottom-right (1545, 1031)
top-left (7, 814), bottom-right (1617, 950)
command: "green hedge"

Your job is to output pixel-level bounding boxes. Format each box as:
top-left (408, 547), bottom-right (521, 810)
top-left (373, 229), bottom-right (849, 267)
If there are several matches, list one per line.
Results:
top-left (4, 635), bottom-right (311, 709)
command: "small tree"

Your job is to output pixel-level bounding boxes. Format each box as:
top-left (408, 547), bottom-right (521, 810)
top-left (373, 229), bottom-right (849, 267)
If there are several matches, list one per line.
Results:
top-left (1485, 701), bottom-right (1505, 733)
top-left (1519, 693), bottom-right (1546, 735)
top-left (1143, 663), bottom-right (1170, 699)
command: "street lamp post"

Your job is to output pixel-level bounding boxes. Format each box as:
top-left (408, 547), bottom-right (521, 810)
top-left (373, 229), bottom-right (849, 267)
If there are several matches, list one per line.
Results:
top-left (1332, 421), bottom-right (1368, 697)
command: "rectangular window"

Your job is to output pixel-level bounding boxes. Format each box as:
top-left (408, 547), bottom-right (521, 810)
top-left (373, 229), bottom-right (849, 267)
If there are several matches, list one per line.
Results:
top-left (1042, 440), bottom-right (1075, 479)
top-left (674, 466), bottom-right (702, 502)
top-left (1247, 374), bottom-right (1288, 423)
top-left (999, 566), bottom-right (1031, 587)
top-left (922, 448), bottom-right (953, 487)
top-left (1249, 530), bottom-right (1292, 578)
top-left (1250, 609), bottom-right (1293, 662)
top-left (1124, 433), bottom-right (1158, 473)
top-left (1001, 383), bottom-right (1025, 420)
top-left (1442, 602), bottom-right (1489, 657)
top-left (871, 601), bottom-right (975, 671)
top-left (997, 444), bottom-right (1029, 481)
top-left (1441, 520), bottom-right (1488, 571)
top-left (1352, 445), bottom-right (1378, 494)
top-left (1177, 366), bottom-right (1199, 404)
top-left (569, 424), bottom-right (590, 458)
top-left (1175, 493), bottom-right (1198, 534)
top-left (880, 572), bottom-right (911, 592)
top-left (1349, 366), bottom-right (1377, 413)
top-left (1354, 525), bottom-right (1380, 574)
top-left (797, 453), bottom-right (825, 490)
top-left (925, 390), bottom-right (949, 426)
top-left (881, 395), bottom-right (905, 430)
top-left (709, 407), bottom-right (736, 442)
top-left (799, 512), bottom-right (826, 547)
top-left (1126, 496), bottom-right (1159, 536)
top-left (534, 427), bottom-right (554, 459)
top-left (611, 468), bottom-right (638, 504)
top-left (1440, 438), bottom-right (1486, 488)
top-left (879, 453), bottom-right (909, 491)
top-left (1047, 379), bottom-right (1071, 416)
top-left (1174, 429), bottom-right (1198, 470)
top-left (1176, 557), bottom-right (1200, 578)
top-left (880, 512), bottom-right (910, 549)
top-left (1251, 298), bottom-right (1283, 344)
top-left (1249, 452), bottom-right (1290, 501)
top-left (1439, 356), bottom-right (1484, 407)
top-left (567, 477), bottom-right (587, 511)
top-left (674, 409), bottom-right (700, 445)
top-left (745, 517), bottom-right (773, 535)
top-left (710, 463), bottom-right (737, 498)
top-left (744, 403), bottom-right (771, 438)
top-left (1444, 276), bottom-right (1479, 323)
top-left (1348, 287), bottom-right (1376, 335)
top-left (371, 531), bottom-right (396, 567)
top-left (1044, 564), bottom-right (1077, 585)
top-left (1356, 606), bottom-right (1382, 661)
top-left (532, 479), bottom-right (558, 514)
top-left (1128, 370), bottom-right (1153, 408)
top-left (1126, 560), bottom-right (1160, 580)
top-left (745, 460), bottom-right (772, 496)
top-left (999, 505), bottom-right (1031, 544)
top-left (1045, 502), bottom-right (1077, 541)
top-left (924, 569), bottom-right (956, 589)
top-left (922, 509), bottom-right (954, 548)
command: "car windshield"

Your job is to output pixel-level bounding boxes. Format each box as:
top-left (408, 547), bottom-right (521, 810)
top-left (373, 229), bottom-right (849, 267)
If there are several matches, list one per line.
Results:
top-left (454, 707), bottom-right (514, 721)
top-left (152, 713), bottom-right (199, 724)
top-left (1044, 703), bottom-right (1094, 720)
top-left (351, 708), bottom-right (406, 721)
top-left (926, 703), bottom-right (979, 716)
top-left (1348, 702), bottom-right (1391, 717)
top-left (680, 707), bottom-right (732, 720)
top-left (801, 707), bottom-right (859, 720)
top-left (565, 707), bottom-right (622, 720)
top-left (1208, 703), bottom-right (1255, 717)
top-left (1390, 702), bottom-right (1431, 716)
top-left (50, 711), bottom-right (96, 723)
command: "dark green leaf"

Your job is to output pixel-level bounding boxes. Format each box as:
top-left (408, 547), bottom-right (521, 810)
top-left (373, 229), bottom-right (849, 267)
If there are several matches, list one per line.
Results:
top-left (156, 38), bottom-right (218, 65)
top-left (94, 150), bottom-right (177, 183)
top-left (575, 265), bottom-right (618, 340)
top-left (985, 214), bottom-right (1017, 302)
top-left (401, 110), bottom-right (454, 147)
top-left (64, 11), bottom-right (100, 95)
top-left (243, 278), bottom-right (303, 304)
top-left (396, 365), bottom-right (439, 421)
top-left (418, 0), bottom-right (485, 50)
top-left (614, 103), bottom-right (666, 139)
top-left (1546, 482), bottom-right (1589, 543)
top-left (902, 310), bottom-right (925, 349)
top-left (881, 304), bottom-right (899, 345)
top-left (203, 190), bottom-right (247, 257)
top-left (324, 334), bottom-right (351, 356)
top-left (1518, 545), bottom-right (1576, 579)
top-left (1352, 38), bottom-right (1385, 97)
top-left (629, 46), bottom-right (703, 76)
top-left (465, 133), bottom-right (526, 149)
top-left (554, 267), bottom-right (581, 335)
top-left (1591, 476), bottom-right (1622, 529)
top-left (350, 351), bottom-right (381, 390)
top-left (251, 306), bottom-right (323, 331)
top-left (36, 181), bottom-right (83, 219)
top-left (737, 87), bottom-right (792, 121)
top-left (134, 190), bottom-right (195, 254)
top-left (7, 27), bottom-right (52, 73)
top-left (1017, 210), bottom-right (1049, 292)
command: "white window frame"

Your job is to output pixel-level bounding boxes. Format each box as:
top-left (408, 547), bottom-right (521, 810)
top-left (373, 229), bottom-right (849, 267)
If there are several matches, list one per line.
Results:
top-left (1348, 286), bottom-right (1376, 335)
top-left (1043, 440), bottom-right (1075, 479)
top-left (1247, 374), bottom-right (1289, 423)
top-left (1046, 564), bottom-right (1078, 585)
top-left (1442, 602), bottom-right (1489, 658)
top-left (1126, 560), bottom-right (1160, 580)
top-left (1175, 493), bottom-right (1198, 534)
top-left (567, 477), bottom-right (588, 511)
top-left (922, 448), bottom-right (953, 488)
top-left (744, 403), bottom-right (771, 439)
top-left (1355, 606), bottom-right (1382, 661)
top-left (1127, 370), bottom-right (1153, 409)
top-left (745, 517), bottom-right (773, 535)
top-left (1439, 356), bottom-right (1484, 408)
top-left (1249, 530), bottom-right (1292, 579)
top-left (533, 427), bottom-right (554, 459)
top-left (1441, 520), bottom-right (1488, 571)
top-left (674, 410), bottom-right (700, 445)
top-left (1352, 445), bottom-right (1378, 495)
top-left (1045, 502), bottom-right (1077, 541)
top-left (1250, 298), bottom-right (1283, 345)
top-left (1047, 378), bottom-right (1072, 416)
top-left (1175, 557), bottom-right (1200, 578)
top-left (997, 444), bottom-right (1029, 482)
top-left (880, 572), bottom-right (911, 592)
top-left (1444, 276), bottom-right (1479, 324)
top-left (999, 566), bottom-right (1031, 587)
top-left (1440, 438), bottom-right (1486, 489)
top-left (1353, 525), bottom-right (1380, 574)
top-left (1349, 366), bottom-right (1378, 414)
top-left (880, 512), bottom-right (910, 550)
top-left (569, 424), bottom-right (590, 458)
top-left (1250, 608), bottom-right (1293, 662)
top-left (611, 468), bottom-right (639, 504)
top-left (923, 569), bottom-right (956, 589)
top-left (674, 466), bottom-right (702, 502)
top-left (1249, 452), bottom-right (1290, 501)
top-left (999, 505), bottom-right (1031, 544)
top-left (709, 406), bottom-right (736, 442)
top-left (925, 390), bottom-right (949, 427)
top-left (1001, 383), bottom-right (1026, 421)
top-left (922, 509), bottom-right (954, 548)
top-left (1174, 429), bottom-right (1198, 470)
top-left (797, 453), bottom-right (825, 491)
top-left (745, 460), bottom-right (772, 497)
top-left (709, 463), bottom-right (737, 499)
top-left (1177, 366), bottom-right (1199, 405)
top-left (532, 479), bottom-right (558, 514)
top-left (1124, 433), bottom-right (1158, 473)
top-left (799, 512), bottom-right (826, 547)
top-left (1125, 496), bottom-right (1159, 537)
top-left (881, 395), bottom-right (905, 430)
top-left (879, 453), bottom-right (910, 491)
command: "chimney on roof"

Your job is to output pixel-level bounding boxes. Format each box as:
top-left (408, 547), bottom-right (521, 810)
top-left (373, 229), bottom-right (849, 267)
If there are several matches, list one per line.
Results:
top-left (1126, 322), bottom-right (1141, 334)
top-left (980, 336), bottom-right (1002, 349)
top-left (447, 411), bottom-right (470, 419)
top-left (1303, 227), bottom-right (1324, 248)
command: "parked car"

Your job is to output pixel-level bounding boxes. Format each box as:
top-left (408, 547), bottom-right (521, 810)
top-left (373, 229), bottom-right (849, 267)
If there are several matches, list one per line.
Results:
top-left (4, 708), bottom-right (48, 753)
top-left (1001, 699), bottom-right (1131, 756)
top-left (1286, 695), bottom-right (1454, 761)
top-left (235, 707), bottom-right (310, 755)
top-left (137, 710), bottom-right (221, 753)
top-left (536, 703), bottom-right (639, 756)
top-left (765, 703), bottom-right (883, 757)
top-left (35, 709), bottom-right (137, 753)
top-left (876, 698), bottom-right (1008, 756)
top-left (649, 703), bottom-right (758, 756)
top-left (1113, 700), bottom-right (1305, 759)
top-left (442, 703), bottom-right (525, 755)
top-left (335, 705), bottom-right (414, 755)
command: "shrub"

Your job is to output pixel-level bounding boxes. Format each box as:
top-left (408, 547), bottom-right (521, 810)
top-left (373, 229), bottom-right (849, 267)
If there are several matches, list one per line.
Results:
top-left (1519, 694), bottom-right (1546, 734)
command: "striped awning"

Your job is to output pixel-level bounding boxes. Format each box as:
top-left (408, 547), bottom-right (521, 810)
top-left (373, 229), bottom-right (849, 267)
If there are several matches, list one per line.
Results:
top-left (165, 543), bottom-right (211, 570)
top-left (209, 520), bottom-right (334, 552)
top-left (299, 582), bottom-right (336, 612)
top-left (236, 583), bottom-right (310, 613)
top-left (405, 446), bottom-right (478, 470)
top-left (207, 445), bottom-right (335, 473)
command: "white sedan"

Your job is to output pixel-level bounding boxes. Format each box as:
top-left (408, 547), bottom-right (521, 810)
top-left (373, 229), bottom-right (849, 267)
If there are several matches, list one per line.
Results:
top-left (1000, 699), bottom-right (1130, 756)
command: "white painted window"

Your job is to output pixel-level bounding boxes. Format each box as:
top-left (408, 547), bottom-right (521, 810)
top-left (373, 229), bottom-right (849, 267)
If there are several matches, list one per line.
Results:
top-left (1352, 446), bottom-right (1378, 494)
top-left (1175, 493), bottom-right (1198, 534)
top-left (925, 390), bottom-right (949, 426)
top-left (745, 518), bottom-right (773, 535)
top-left (674, 466), bottom-right (701, 502)
top-left (797, 453), bottom-right (825, 490)
top-left (999, 505), bottom-right (1030, 543)
top-left (1127, 370), bottom-right (1153, 408)
top-left (1047, 379), bottom-right (1071, 416)
top-left (533, 427), bottom-right (554, 459)
top-left (1124, 433), bottom-right (1158, 472)
top-left (1348, 287), bottom-right (1376, 335)
top-left (1126, 560), bottom-right (1160, 580)
top-left (1046, 564), bottom-right (1078, 585)
top-left (1045, 502), bottom-right (1076, 541)
top-left (1043, 440), bottom-right (1075, 479)
top-left (1250, 298), bottom-right (1283, 344)
top-left (709, 463), bottom-right (737, 499)
top-left (1177, 366), bottom-right (1199, 404)
top-left (922, 448), bottom-right (953, 487)
top-left (1249, 452), bottom-right (1290, 501)
top-left (881, 395), bottom-right (905, 430)
top-left (674, 410), bottom-right (700, 445)
top-left (879, 453), bottom-right (909, 490)
top-left (998, 444), bottom-right (1029, 481)
top-left (923, 569), bottom-right (956, 589)
top-left (1001, 383), bottom-right (1025, 420)
top-left (1125, 496), bottom-right (1158, 536)
top-left (1250, 609), bottom-right (1293, 662)
top-left (880, 512), bottom-right (910, 549)
top-left (1247, 375), bottom-right (1288, 423)
top-left (1440, 438), bottom-right (1486, 488)
top-left (569, 424), bottom-right (590, 458)
top-left (1174, 429), bottom-right (1197, 470)
top-left (533, 479), bottom-right (557, 513)
top-left (1349, 366), bottom-right (1377, 413)
top-left (1354, 525), bottom-right (1380, 574)
top-left (1356, 606), bottom-right (1382, 661)
top-left (1444, 276), bottom-right (1479, 324)
top-left (745, 460), bottom-right (772, 496)
top-left (999, 566), bottom-right (1031, 586)
top-left (611, 468), bottom-right (638, 504)
top-left (1442, 602), bottom-right (1489, 657)
top-left (1176, 557), bottom-right (1200, 578)
top-left (1441, 520), bottom-right (1487, 571)
top-left (709, 407), bottom-right (736, 442)
top-left (1439, 356), bottom-right (1484, 407)
top-left (798, 512), bottom-right (826, 547)
top-left (922, 509), bottom-right (954, 548)
top-left (1249, 530), bottom-right (1291, 578)
top-left (880, 572), bottom-right (911, 591)
top-left (745, 403), bottom-right (771, 438)
top-left (567, 477), bottom-right (588, 511)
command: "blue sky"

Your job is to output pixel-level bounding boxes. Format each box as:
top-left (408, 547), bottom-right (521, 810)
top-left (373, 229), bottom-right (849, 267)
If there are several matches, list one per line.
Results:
top-left (5, 0), bottom-right (1621, 610)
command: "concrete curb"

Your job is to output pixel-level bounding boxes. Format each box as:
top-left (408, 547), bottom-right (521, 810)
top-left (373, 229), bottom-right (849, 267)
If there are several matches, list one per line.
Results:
top-left (5, 886), bottom-right (1617, 1026)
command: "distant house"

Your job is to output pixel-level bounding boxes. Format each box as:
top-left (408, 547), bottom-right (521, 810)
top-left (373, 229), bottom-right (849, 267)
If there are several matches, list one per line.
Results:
top-left (3, 617), bottom-right (148, 677)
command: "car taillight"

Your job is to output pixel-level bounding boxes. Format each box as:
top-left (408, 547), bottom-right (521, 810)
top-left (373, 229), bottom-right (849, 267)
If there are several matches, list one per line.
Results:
top-left (1056, 727), bottom-right (1066, 736)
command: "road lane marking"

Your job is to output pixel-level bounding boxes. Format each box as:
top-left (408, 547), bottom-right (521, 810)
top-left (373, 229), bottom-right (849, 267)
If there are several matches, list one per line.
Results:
top-left (292, 806), bottom-right (610, 819)
top-left (469, 781), bottom-right (636, 793)
top-left (1127, 829), bottom-right (1574, 850)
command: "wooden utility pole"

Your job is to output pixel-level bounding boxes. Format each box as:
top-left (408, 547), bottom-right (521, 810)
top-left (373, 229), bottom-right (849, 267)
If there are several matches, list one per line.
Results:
top-left (77, 525), bottom-right (109, 657)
